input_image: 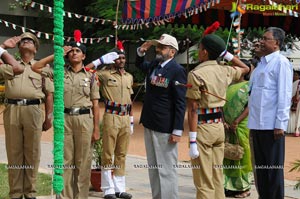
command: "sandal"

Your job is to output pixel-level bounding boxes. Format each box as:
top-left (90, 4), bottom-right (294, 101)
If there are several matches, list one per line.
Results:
top-left (234, 190), bottom-right (251, 198)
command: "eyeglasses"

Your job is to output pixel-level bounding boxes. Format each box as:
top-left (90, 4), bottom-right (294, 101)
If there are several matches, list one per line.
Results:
top-left (20, 38), bottom-right (35, 44)
top-left (260, 36), bottom-right (276, 41)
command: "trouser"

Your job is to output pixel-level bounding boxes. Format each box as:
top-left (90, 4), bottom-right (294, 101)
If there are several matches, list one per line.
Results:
top-left (144, 127), bottom-right (179, 199)
top-left (249, 131), bottom-right (258, 190)
top-left (101, 113), bottom-right (130, 195)
top-left (4, 104), bottom-right (43, 198)
top-left (101, 171), bottom-right (127, 195)
top-left (251, 130), bottom-right (285, 199)
top-left (191, 122), bottom-right (225, 199)
top-left (61, 114), bottom-right (93, 199)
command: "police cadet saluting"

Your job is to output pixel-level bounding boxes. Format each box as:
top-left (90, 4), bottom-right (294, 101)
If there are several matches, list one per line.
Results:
top-left (86, 41), bottom-right (133, 199)
top-left (3, 32), bottom-right (54, 199)
top-left (135, 34), bottom-right (187, 199)
top-left (186, 34), bottom-right (249, 199)
top-left (32, 30), bottom-right (100, 199)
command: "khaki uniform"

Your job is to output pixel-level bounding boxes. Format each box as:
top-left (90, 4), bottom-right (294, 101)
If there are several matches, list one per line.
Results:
top-left (186, 60), bottom-right (241, 199)
top-left (3, 60), bottom-right (54, 198)
top-left (0, 64), bottom-right (14, 80)
top-left (98, 69), bottom-right (133, 175)
top-left (98, 68), bottom-right (133, 196)
top-left (61, 66), bottom-right (100, 199)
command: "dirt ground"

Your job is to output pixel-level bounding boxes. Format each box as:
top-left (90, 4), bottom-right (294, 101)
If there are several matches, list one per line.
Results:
top-left (0, 102), bottom-right (299, 181)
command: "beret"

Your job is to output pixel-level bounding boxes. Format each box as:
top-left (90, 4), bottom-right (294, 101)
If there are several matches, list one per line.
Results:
top-left (68, 41), bottom-right (86, 54)
top-left (201, 34), bottom-right (226, 59)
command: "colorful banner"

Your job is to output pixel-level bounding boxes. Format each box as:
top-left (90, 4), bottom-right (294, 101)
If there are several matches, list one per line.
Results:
top-left (122, 0), bottom-right (220, 24)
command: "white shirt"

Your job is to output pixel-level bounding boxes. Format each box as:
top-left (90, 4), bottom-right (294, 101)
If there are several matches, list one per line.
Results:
top-left (248, 51), bottom-right (293, 131)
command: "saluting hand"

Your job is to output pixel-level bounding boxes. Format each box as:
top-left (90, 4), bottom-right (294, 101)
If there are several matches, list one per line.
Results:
top-left (1, 36), bottom-right (21, 49)
top-left (139, 41), bottom-right (152, 54)
top-left (63, 46), bottom-right (72, 56)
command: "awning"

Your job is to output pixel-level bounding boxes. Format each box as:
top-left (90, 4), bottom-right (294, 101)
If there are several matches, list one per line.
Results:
top-left (122, 0), bottom-right (219, 25)
top-left (122, 0), bottom-right (300, 35)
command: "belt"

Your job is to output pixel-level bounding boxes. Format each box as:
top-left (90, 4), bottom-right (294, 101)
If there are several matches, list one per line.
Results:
top-left (5, 98), bottom-right (42, 105)
top-left (64, 107), bottom-right (90, 115)
top-left (198, 107), bottom-right (223, 124)
top-left (105, 100), bottom-right (131, 116)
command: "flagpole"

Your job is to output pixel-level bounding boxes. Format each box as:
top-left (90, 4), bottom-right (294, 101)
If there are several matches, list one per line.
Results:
top-left (115, 0), bottom-right (120, 47)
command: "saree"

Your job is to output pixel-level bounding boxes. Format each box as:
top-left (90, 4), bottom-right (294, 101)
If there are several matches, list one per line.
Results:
top-left (287, 79), bottom-right (300, 134)
top-left (223, 81), bottom-right (252, 191)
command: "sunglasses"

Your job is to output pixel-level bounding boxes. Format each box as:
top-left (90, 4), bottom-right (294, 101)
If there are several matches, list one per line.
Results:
top-left (20, 38), bottom-right (35, 44)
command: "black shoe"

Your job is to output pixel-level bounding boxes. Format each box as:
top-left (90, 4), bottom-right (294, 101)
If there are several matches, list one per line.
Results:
top-left (104, 194), bottom-right (117, 199)
top-left (115, 192), bottom-right (132, 199)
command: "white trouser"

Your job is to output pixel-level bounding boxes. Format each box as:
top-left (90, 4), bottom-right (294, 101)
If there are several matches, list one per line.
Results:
top-left (101, 170), bottom-right (126, 195)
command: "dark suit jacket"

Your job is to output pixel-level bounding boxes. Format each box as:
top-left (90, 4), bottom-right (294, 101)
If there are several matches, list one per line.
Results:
top-left (136, 54), bottom-right (187, 134)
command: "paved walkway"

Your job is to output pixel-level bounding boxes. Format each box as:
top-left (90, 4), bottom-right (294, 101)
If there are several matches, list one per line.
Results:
top-left (0, 135), bottom-right (299, 199)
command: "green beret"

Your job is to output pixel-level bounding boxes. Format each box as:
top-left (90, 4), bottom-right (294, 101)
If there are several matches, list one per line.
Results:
top-left (201, 34), bottom-right (226, 59)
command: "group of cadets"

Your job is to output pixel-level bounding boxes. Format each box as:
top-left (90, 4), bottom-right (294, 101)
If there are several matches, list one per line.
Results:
top-left (0, 27), bottom-right (291, 199)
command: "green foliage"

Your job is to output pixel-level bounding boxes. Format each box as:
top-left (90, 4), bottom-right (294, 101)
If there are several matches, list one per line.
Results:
top-left (93, 123), bottom-right (103, 168)
top-left (188, 27), bottom-right (236, 63)
top-left (8, 0), bottom-right (32, 10)
top-left (289, 159), bottom-right (300, 189)
top-left (93, 137), bottom-right (102, 167)
top-left (126, 67), bottom-right (145, 84)
top-left (0, 164), bottom-right (52, 198)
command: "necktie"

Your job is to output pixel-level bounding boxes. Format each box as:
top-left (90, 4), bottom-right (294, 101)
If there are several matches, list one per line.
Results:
top-left (155, 65), bottom-right (162, 76)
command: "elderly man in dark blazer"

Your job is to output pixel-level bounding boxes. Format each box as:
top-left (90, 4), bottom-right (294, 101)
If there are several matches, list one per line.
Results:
top-left (136, 34), bottom-right (187, 199)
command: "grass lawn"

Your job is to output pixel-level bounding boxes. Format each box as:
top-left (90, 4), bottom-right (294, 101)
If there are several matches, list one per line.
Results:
top-left (0, 163), bottom-right (52, 199)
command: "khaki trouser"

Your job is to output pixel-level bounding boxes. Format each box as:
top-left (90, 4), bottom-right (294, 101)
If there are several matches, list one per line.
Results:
top-left (101, 113), bottom-right (130, 176)
top-left (191, 122), bottom-right (225, 199)
top-left (61, 114), bottom-right (93, 199)
top-left (4, 104), bottom-right (43, 198)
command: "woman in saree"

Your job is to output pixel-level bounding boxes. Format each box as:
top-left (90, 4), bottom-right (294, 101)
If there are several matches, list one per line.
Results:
top-left (223, 59), bottom-right (254, 198)
top-left (287, 70), bottom-right (300, 136)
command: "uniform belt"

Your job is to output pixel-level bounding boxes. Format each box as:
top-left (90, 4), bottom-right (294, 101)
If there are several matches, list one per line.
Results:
top-left (198, 110), bottom-right (223, 124)
top-left (5, 98), bottom-right (42, 105)
top-left (105, 103), bottom-right (131, 116)
top-left (64, 107), bottom-right (90, 115)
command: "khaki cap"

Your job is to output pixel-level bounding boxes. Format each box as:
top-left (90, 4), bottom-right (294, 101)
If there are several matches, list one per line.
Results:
top-left (151, 34), bottom-right (179, 51)
top-left (20, 32), bottom-right (40, 50)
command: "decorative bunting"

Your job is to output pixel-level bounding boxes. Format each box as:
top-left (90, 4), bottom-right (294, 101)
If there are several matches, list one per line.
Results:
top-left (0, 18), bottom-right (114, 44)
top-left (231, 13), bottom-right (244, 56)
top-left (30, 1), bottom-right (115, 25)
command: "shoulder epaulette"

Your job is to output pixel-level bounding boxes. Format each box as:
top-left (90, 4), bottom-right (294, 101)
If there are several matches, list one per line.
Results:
top-left (84, 67), bottom-right (97, 73)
